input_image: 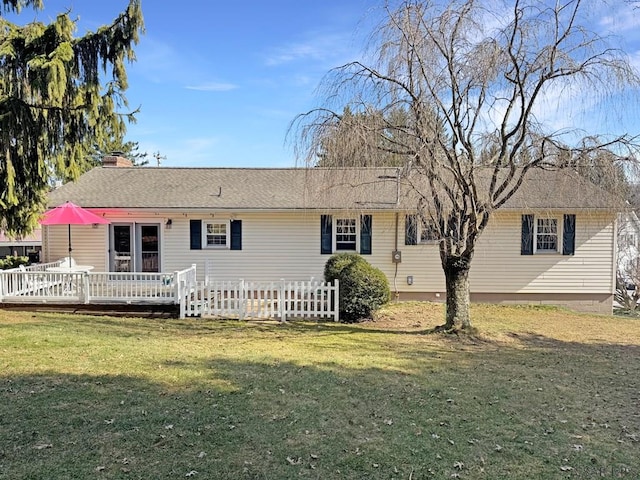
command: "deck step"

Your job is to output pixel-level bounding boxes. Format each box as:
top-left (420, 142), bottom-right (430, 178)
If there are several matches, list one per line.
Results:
top-left (0, 303), bottom-right (179, 318)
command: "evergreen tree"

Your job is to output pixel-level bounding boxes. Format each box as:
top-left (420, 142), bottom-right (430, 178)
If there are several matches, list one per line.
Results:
top-left (0, 0), bottom-right (144, 235)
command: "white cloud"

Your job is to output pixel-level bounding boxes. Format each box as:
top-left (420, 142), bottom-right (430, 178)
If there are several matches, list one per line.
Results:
top-left (185, 82), bottom-right (239, 92)
top-left (132, 37), bottom-right (240, 93)
top-left (264, 32), bottom-right (355, 67)
top-left (132, 136), bottom-right (220, 167)
top-left (131, 36), bottom-right (184, 84)
top-left (600, 5), bottom-right (640, 32)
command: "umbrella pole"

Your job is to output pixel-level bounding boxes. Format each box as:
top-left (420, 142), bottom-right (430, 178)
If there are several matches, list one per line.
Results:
top-left (68, 224), bottom-right (72, 260)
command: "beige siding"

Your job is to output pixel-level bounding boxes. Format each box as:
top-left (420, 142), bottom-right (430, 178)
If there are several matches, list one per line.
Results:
top-left (42, 224), bottom-right (109, 269)
top-left (164, 212), bottom-right (368, 281)
top-left (163, 212), bottom-right (431, 284)
top-left (393, 211), bottom-right (614, 294)
top-left (470, 212), bottom-right (614, 294)
top-left (43, 209), bottom-right (615, 296)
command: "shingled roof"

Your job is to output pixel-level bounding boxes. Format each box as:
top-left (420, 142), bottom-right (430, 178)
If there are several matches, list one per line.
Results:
top-left (47, 166), bottom-right (619, 211)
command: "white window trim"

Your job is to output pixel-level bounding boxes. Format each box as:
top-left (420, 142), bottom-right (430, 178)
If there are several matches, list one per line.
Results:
top-left (534, 216), bottom-right (562, 254)
top-left (334, 217), bottom-right (359, 252)
top-left (203, 220), bottom-right (230, 249)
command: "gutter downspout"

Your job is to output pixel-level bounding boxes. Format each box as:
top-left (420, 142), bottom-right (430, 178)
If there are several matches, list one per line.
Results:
top-left (394, 212), bottom-right (399, 301)
top-left (394, 167), bottom-right (400, 301)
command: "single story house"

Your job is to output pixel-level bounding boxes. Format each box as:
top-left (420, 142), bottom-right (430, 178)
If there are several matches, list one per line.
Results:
top-left (41, 156), bottom-right (620, 314)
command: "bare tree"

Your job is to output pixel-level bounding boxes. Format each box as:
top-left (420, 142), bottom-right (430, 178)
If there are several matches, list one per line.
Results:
top-left (291, 0), bottom-right (639, 332)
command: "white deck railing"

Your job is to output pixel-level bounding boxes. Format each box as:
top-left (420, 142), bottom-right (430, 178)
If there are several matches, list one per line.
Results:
top-left (181, 278), bottom-right (339, 321)
top-left (86, 272), bottom-right (177, 303)
top-left (17, 259), bottom-right (65, 272)
top-left (0, 264), bottom-right (198, 306)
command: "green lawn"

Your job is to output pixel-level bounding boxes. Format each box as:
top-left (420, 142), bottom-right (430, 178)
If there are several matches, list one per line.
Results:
top-left (1, 303), bottom-right (639, 479)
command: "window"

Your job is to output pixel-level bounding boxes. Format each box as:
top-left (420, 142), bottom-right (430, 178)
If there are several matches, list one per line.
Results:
top-left (205, 222), bottom-right (227, 247)
top-left (521, 214), bottom-right (574, 256)
top-left (320, 215), bottom-right (371, 255)
top-left (405, 214), bottom-right (440, 245)
top-left (419, 219), bottom-right (440, 243)
top-left (536, 218), bottom-right (558, 252)
top-left (191, 219), bottom-right (242, 251)
top-left (336, 218), bottom-right (357, 250)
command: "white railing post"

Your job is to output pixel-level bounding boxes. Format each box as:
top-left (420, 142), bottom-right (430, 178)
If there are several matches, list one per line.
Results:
top-left (179, 279), bottom-right (186, 319)
top-left (83, 272), bottom-right (90, 304)
top-left (202, 282), bottom-right (209, 316)
top-left (239, 279), bottom-right (245, 320)
top-left (279, 278), bottom-right (286, 322)
top-left (334, 279), bottom-right (340, 322)
top-left (173, 270), bottom-right (180, 304)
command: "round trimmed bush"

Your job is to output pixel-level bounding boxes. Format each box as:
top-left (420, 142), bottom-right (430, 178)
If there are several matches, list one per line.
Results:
top-left (324, 253), bottom-right (390, 322)
top-left (323, 252), bottom-right (366, 283)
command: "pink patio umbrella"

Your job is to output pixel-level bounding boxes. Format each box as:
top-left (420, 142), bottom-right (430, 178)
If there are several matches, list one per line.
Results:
top-left (40, 201), bottom-right (110, 259)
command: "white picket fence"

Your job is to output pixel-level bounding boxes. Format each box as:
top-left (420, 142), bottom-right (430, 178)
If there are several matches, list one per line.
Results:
top-left (180, 279), bottom-right (339, 322)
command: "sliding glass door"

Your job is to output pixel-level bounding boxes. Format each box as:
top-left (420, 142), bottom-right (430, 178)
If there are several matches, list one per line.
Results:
top-left (109, 223), bottom-right (161, 272)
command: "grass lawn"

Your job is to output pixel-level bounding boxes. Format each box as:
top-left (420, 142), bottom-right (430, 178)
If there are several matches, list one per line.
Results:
top-left (1, 302), bottom-right (639, 479)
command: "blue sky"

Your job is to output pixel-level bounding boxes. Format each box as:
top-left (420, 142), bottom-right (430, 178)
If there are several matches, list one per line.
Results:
top-left (14, 0), bottom-right (376, 167)
top-left (9, 1), bottom-right (640, 168)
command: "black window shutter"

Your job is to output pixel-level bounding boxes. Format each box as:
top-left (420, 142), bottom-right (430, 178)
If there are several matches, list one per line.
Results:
top-left (360, 215), bottom-right (372, 255)
top-left (563, 214), bottom-right (576, 255)
top-left (405, 214), bottom-right (417, 245)
top-left (521, 215), bottom-right (534, 255)
top-left (321, 215), bottom-right (332, 254)
top-left (230, 220), bottom-right (242, 250)
top-left (190, 220), bottom-right (202, 250)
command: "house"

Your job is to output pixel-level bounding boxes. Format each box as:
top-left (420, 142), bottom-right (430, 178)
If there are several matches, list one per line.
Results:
top-left (0, 228), bottom-right (42, 262)
top-left (616, 210), bottom-right (640, 288)
top-left (41, 157), bottom-right (620, 314)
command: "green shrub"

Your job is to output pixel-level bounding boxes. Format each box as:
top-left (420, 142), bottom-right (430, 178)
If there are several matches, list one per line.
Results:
top-left (323, 252), bottom-right (366, 283)
top-left (324, 253), bottom-right (390, 322)
top-left (0, 255), bottom-right (29, 270)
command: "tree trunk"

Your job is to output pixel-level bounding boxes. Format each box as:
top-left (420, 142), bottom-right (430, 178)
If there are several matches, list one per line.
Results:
top-left (442, 254), bottom-right (472, 332)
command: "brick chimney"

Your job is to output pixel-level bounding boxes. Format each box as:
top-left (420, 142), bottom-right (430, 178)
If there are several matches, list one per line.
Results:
top-left (103, 152), bottom-right (133, 167)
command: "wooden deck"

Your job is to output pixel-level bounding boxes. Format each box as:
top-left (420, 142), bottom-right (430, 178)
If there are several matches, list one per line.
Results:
top-left (0, 302), bottom-right (179, 318)
top-left (0, 263), bottom-right (197, 313)
top-left (1, 262), bottom-right (340, 321)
